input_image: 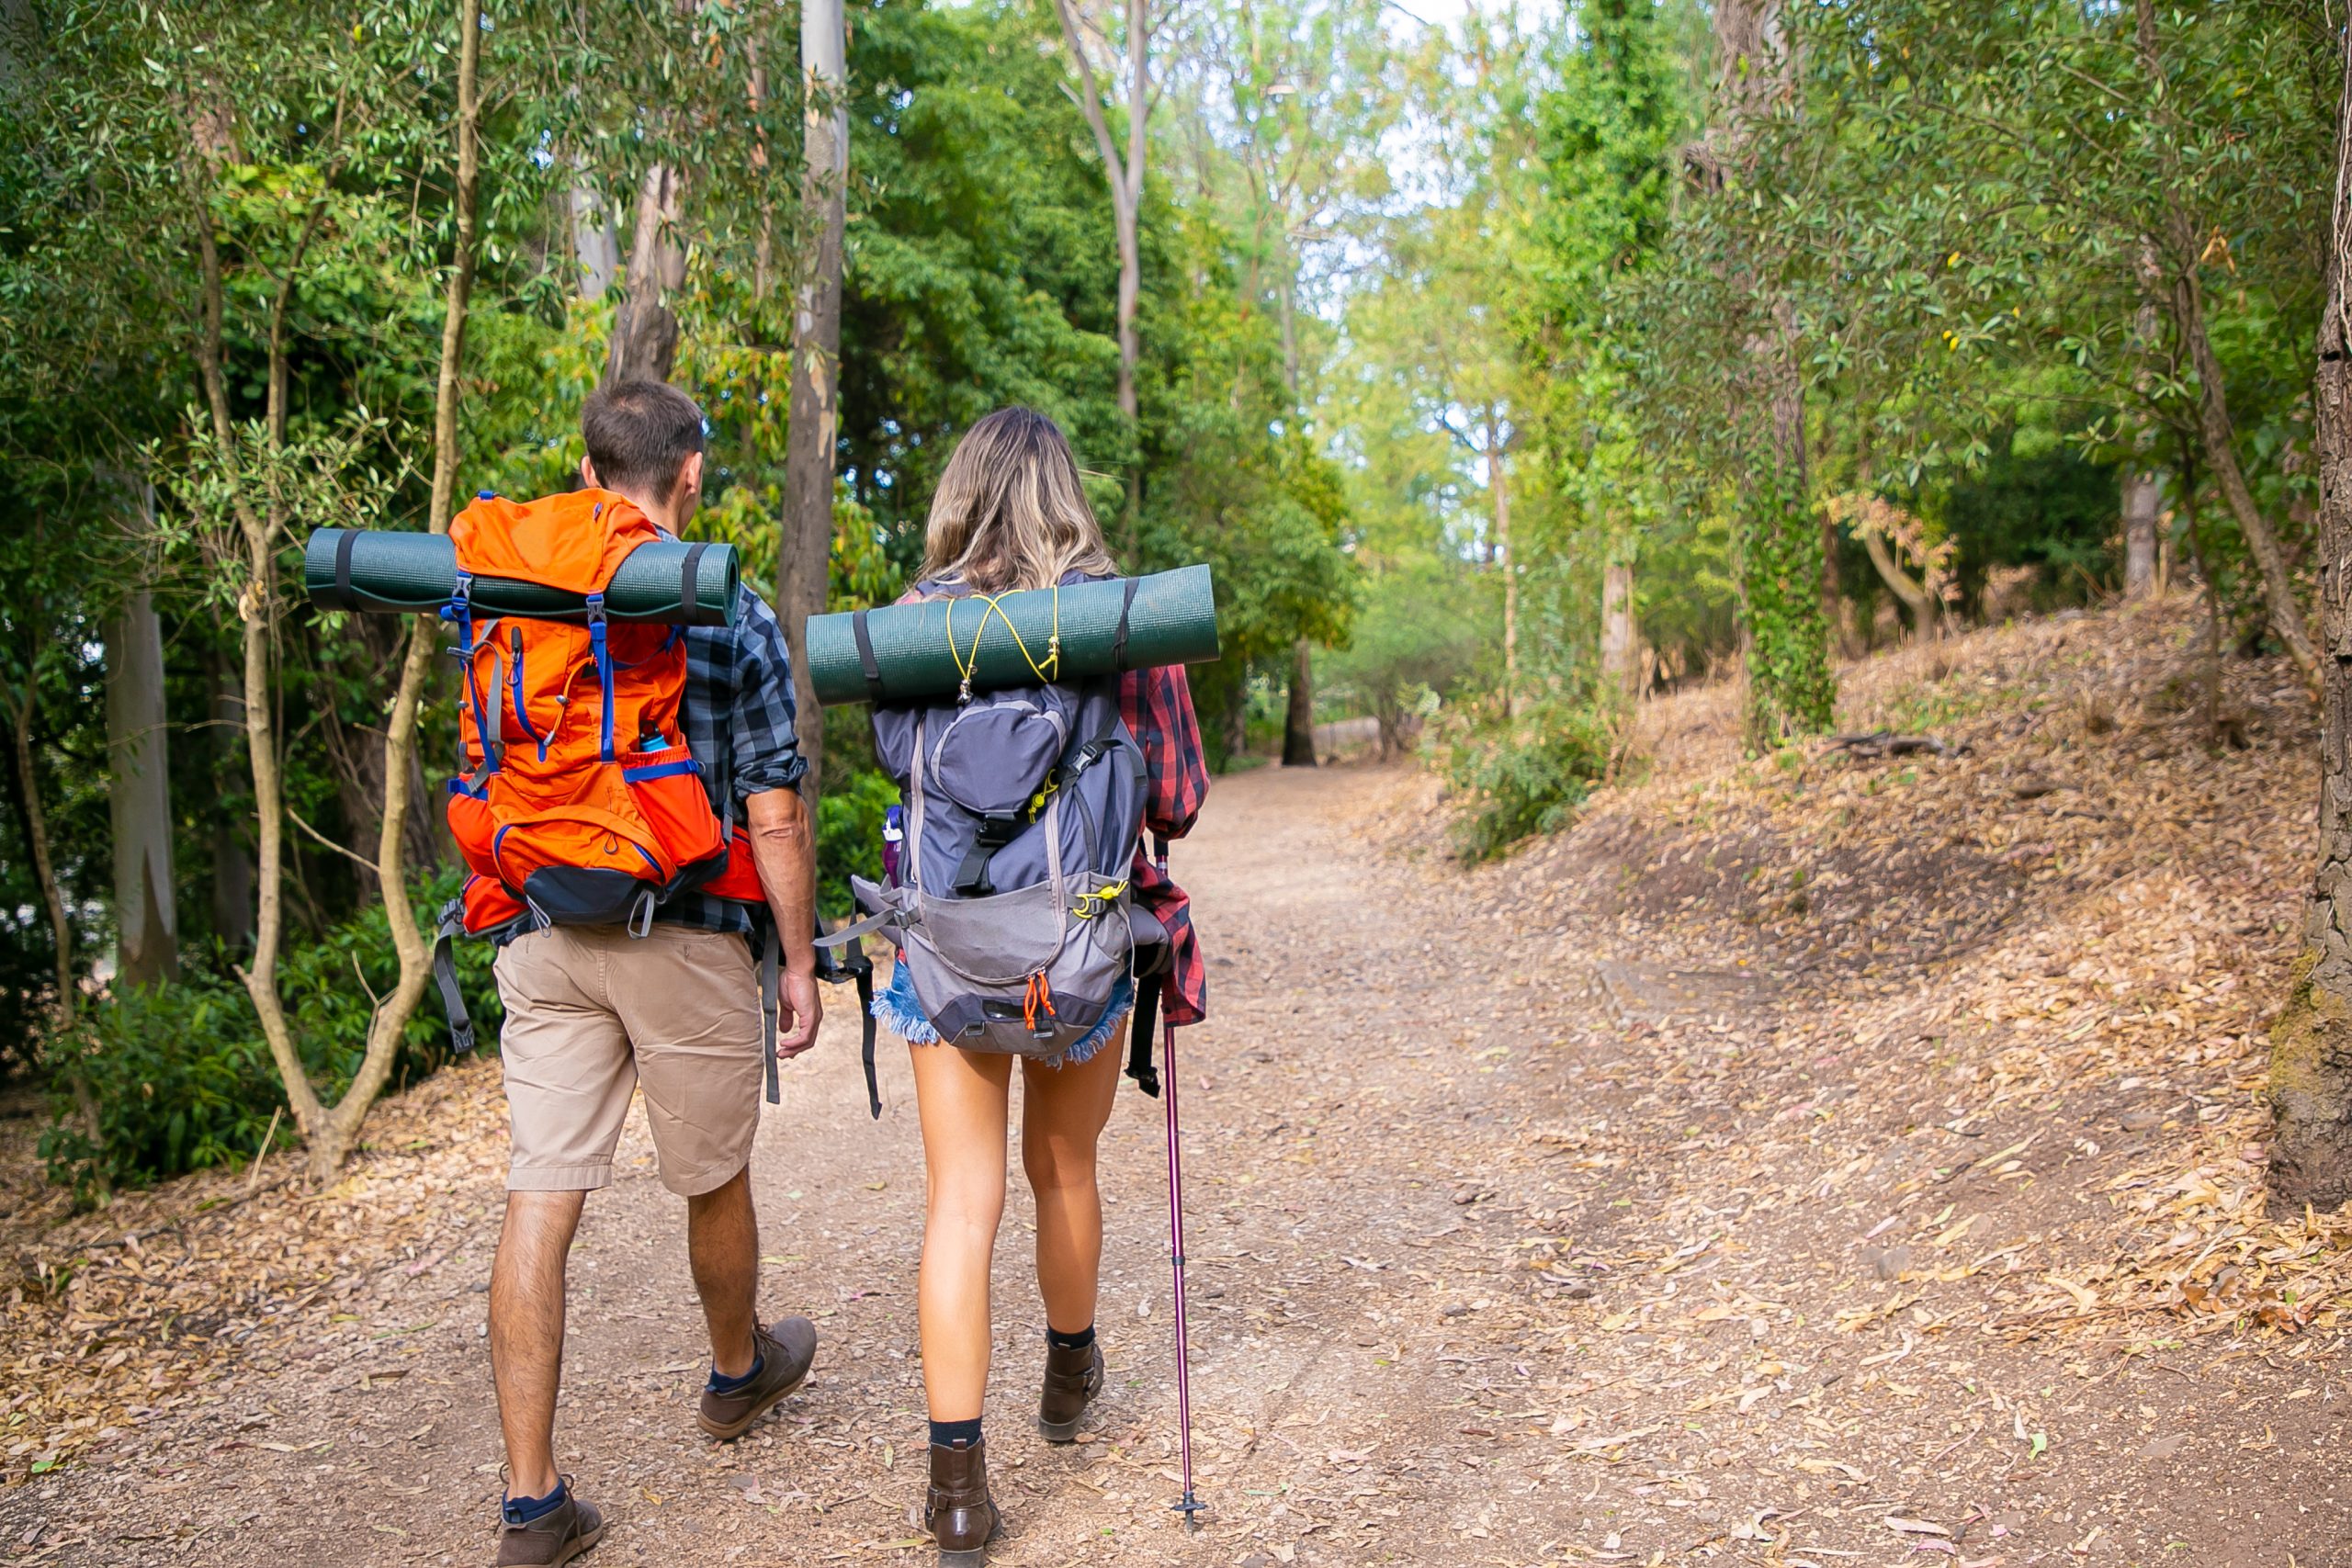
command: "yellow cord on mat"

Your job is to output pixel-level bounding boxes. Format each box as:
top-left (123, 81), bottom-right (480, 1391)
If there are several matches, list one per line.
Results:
top-left (946, 582), bottom-right (1061, 702)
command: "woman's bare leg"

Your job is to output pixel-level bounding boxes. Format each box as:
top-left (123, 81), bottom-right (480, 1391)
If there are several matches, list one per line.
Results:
top-left (910, 1043), bottom-right (1013, 1422)
top-left (1020, 1027), bottom-right (1125, 1335)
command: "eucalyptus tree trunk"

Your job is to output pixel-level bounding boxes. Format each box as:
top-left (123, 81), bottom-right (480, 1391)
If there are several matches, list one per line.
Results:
top-left (6, 675), bottom-right (70, 1022)
top-left (107, 577), bottom-right (177, 987)
top-left (2267, 27), bottom-right (2352, 1211)
top-left (209, 661), bottom-right (254, 952)
top-left (781, 0), bottom-right (848, 796)
top-left (1600, 558), bottom-right (1639, 697)
top-left (605, 164), bottom-right (683, 386)
top-left (1487, 421), bottom-right (1517, 719)
top-left (1052, 0), bottom-right (1149, 538)
top-left (1710, 0), bottom-right (1835, 748)
top-left (2120, 467), bottom-right (2162, 598)
top-left (1281, 641), bottom-right (1317, 767)
top-left (2121, 302), bottom-right (2163, 599)
top-left (569, 181), bottom-right (619, 302)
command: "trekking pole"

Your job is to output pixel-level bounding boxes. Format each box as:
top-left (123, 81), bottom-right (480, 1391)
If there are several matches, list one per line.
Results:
top-left (1154, 834), bottom-right (1204, 1525)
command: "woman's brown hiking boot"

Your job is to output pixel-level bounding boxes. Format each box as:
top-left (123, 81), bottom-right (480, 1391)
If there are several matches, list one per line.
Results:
top-left (924, 1437), bottom-right (1001, 1564)
top-left (1036, 1340), bottom-right (1104, 1442)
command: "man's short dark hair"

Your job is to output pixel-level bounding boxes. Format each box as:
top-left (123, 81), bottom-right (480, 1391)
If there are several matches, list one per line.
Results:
top-left (582, 379), bottom-right (706, 503)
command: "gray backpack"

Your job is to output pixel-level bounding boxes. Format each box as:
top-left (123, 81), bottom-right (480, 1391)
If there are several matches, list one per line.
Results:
top-left (823, 662), bottom-right (1148, 1093)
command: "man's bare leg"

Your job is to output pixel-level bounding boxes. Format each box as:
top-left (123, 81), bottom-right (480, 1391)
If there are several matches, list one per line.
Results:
top-left (687, 1165), bottom-right (760, 1378)
top-left (490, 1190), bottom-right (588, 1500)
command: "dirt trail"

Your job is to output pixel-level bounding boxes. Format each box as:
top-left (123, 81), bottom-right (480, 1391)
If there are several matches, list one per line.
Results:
top-left (6, 722), bottom-right (2352, 1566)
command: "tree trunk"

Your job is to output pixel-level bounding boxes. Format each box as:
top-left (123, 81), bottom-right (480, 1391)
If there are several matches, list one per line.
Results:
top-left (2173, 266), bottom-right (2319, 691)
top-left (188, 176), bottom-right (317, 1140)
top-left (569, 180), bottom-right (619, 302)
top-left (210, 660), bottom-right (254, 953)
top-left (1600, 558), bottom-right (1639, 696)
top-left (1050, 0), bottom-right (1147, 543)
top-left (605, 164), bottom-right (682, 386)
top-left (305, 0), bottom-right (486, 1179)
top-left (2131, 0), bottom-right (2316, 693)
top-left (2268, 26), bottom-right (2352, 1210)
top-left (1859, 525), bottom-right (1935, 638)
top-left (7, 690), bottom-right (71, 1021)
top-left (6, 668), bottom-right (106, 1194)
top-left (1712, 0), bottom-right (1835, 749)
top-left (2122, 298), bottom-right (2164, 599)
top-left (1116, 0), bottom-right (1146, 533)
top-left (1487, 419), bottom-right (1517, 718)
top-left (107, 581), bottom-right (177, 987)
top-left (1281, 638), bottom-right (1317, 767)
top-left (781, 0), bottom-right (848, 798)
top-left (2121, 465), bottom-right (2163, 598)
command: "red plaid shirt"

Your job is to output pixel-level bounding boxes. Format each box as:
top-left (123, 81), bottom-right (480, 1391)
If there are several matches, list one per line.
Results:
top-left (1120, 663), bottom-right (1210, 1026)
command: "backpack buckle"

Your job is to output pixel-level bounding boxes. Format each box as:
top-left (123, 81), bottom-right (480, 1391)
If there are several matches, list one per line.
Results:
top-left (951, 812), bottom-right (1023, 897)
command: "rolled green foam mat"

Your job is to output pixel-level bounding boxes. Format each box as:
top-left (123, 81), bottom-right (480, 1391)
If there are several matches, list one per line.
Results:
top-left (303, 528), bottom-right (740, 626)
top-left (807, 566), bottom-right (1219, 705)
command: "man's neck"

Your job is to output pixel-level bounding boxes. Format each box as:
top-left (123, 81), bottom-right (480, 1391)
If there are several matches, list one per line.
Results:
top-left (607, 488), bottom-right (681, 535)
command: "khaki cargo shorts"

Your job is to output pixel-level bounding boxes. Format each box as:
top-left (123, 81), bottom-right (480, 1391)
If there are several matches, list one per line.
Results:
top-left (492, 922), bottom-right (763, 1197)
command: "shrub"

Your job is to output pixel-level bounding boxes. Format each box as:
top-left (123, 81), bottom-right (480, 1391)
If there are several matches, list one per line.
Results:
top-left (40, 870), bottom-right (501, 1197)
top-left (816, 767), bottom-right (900, 921)
top-left (1445, 700), bottom-right (1617, 863)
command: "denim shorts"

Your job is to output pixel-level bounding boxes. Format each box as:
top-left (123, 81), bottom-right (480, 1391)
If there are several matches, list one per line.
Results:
top-left (872, 958), bottom-right (1135, 1067)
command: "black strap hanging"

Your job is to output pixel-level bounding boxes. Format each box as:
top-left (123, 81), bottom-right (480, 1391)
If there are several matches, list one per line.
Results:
top-left (430, 899), bottom-right (477, 1055)
top-left (851, 609), bottom-right (886, 704)
top-left (1113, 576), bottom-right (1141, 671)
top-left (1125, 971), bottom-right (1163, 1098)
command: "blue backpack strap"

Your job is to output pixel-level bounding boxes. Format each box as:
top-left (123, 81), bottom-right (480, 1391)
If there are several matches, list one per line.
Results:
top-left (585, 592), bottom-right (615, 762)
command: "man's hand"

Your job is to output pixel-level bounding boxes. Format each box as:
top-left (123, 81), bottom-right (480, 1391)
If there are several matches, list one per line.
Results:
top-left (778, 965), bottom-right (824, 1057)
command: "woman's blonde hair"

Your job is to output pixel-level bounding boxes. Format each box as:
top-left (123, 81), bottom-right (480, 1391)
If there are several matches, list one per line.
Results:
top-left (919, 407), bottom-right (1117, 592)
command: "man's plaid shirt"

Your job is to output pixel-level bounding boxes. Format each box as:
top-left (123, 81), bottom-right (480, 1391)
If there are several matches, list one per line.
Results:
top-left (662, 585), bottom-right (808, 936)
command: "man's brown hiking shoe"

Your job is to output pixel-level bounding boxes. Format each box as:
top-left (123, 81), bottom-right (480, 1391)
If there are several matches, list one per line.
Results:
top-left (696, 1317), bottom-right (818, 1440)
top-left (925, 1436), bottom-right (1001, 1564)
top-left (1036, 1340), bottom-right (1104, 1442)
top-left (494, 1483), bottom-right (603, 1567)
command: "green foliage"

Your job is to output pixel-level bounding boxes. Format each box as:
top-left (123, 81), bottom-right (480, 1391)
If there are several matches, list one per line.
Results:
top-left (1444, 700), bottom-right (1617, 863)
top-left (39, 980), bottom-right (281, 1202)
top-left (1321, 556), bottom-right (1492, 755)
top-left (39, 872), bottom-right (497, 1197)
top-left (815, 770), bottom-right (901, 923)
top-left (1738, 463), bottom-right (1838, 746)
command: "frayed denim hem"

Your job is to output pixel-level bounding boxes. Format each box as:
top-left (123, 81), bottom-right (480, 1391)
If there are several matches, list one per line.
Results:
top-left (874, 959), bottom-right (1135, 1068)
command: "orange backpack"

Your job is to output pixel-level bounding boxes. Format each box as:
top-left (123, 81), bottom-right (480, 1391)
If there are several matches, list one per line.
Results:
top-left (438, 489), bottom-right (764, 952)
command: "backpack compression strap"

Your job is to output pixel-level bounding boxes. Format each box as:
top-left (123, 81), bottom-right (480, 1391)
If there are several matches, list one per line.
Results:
top-left (431, 897), bottom-right (477, 1055)
top-left (760, 922), bottom-right (780, 1104)
top-left (813, 924), bottom-right (880, 1119)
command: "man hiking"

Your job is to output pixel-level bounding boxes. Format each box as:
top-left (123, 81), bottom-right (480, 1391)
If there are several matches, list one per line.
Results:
top-left (481, 379), bottom-right (825, 1566)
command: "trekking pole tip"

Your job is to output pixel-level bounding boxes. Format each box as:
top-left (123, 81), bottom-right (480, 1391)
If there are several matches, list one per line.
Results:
top-left (1172, 1492), bottom-right (1205, 1526)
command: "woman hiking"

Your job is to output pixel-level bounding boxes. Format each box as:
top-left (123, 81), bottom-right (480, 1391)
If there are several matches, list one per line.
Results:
top-left (872, 407), bottom-right (1209, 1562)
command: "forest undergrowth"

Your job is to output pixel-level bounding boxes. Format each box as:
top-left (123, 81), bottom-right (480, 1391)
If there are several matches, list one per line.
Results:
top-left (1392, 591), bottom-right (2347, 1377)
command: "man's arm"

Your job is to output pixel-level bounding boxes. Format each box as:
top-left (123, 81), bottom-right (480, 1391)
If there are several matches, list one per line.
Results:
top-left (746, 786), bottom-right (823, 1055)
